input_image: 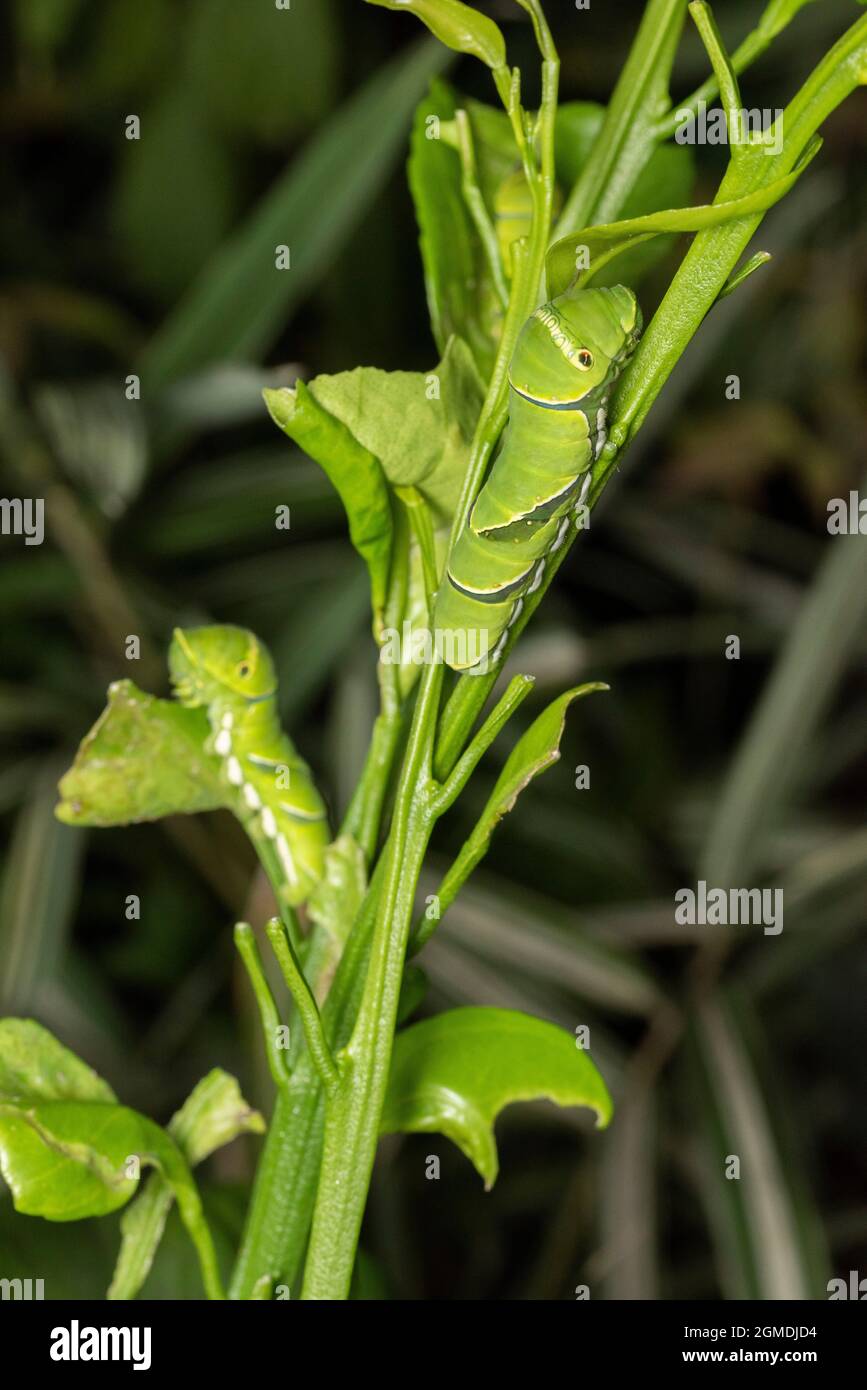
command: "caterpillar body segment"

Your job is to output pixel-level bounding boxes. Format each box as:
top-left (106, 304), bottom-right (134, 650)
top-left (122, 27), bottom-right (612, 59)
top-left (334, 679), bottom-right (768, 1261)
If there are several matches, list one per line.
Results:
top-left (169, 625), bottom-right (329, 903)
top-left (434, 286), bottom-right (641, 673)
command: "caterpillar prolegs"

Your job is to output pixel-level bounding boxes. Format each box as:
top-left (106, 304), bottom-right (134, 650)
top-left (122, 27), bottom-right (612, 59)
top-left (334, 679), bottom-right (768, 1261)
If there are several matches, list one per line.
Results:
top-left (169, 625), bottom-right (329, 905)
top-left (434, 285), bottom-right (642, 672)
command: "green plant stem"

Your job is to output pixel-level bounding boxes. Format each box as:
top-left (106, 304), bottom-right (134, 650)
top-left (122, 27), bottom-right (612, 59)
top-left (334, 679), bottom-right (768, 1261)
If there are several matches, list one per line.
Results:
top-left (231, 0), bottom-right (867, 1304)
top-left (229, 861), bottom-right (390, 1298)
top-left (340, 708), bottom-right (404, 859)
top-left (430, 674), bottom-right (534, 817)
top-left (301, 660), bottom-right (444, 1298)
top-left (689, 2), bottom-right (745, 159)
top-left (296, 28), bottom-right (563, 1300)
top-left (341, 503), bottom-right (409, 860)
top-left (173, 1182), bottom-right (226, 1301)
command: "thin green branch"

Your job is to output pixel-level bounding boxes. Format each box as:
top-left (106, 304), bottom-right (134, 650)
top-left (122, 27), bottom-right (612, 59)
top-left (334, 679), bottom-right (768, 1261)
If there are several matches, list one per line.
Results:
top-left (430, 674), bottom-right (535, 817)
top-left (514, 0), bottom-right (557, 64)
top-left (265, 917), bottom-right (340, 1094)
top-left (341, 503), bottom-right (409, 859)
top-left (234, 923), bottom-right (293, 1092)
top-left (301, 660), bottom-right (443, 1298)
top-left (689, 2), bottom-right (747, 160)
top-left (654, 0), bottom-right (825, 139)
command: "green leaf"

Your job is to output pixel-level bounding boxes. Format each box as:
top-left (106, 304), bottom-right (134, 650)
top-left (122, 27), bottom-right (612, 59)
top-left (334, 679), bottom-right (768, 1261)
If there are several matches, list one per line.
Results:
top-left (264, 382), bottom-right (394, 626)
top-left (55, 680), bottom-right (223, 828)
top-left (553, 102), bottom-right (606, 186)
top-left (367, 0), bottom-right (506, 70)
top-left (0, 1022), bottom-right (223, 1296)
top-left (546, 140), bottom-right (820, 298)
top-left (266, 336), bottom-right (481, 631)
top-left (596, 144), bottom-right (696, 288)
top-left (140, 37), bottom-right (451, 387)
top-left (0, 1021), bottom-right (159, 1221)
top-left (0, 1018), bottom-right (115, 1107)
top-left (109, 1069), bottom-right (264, 1301)
top-left (167, 1068), bottom-right (265, 1167)
top-left (428, 685), bottom-right (607, 931)
top-left (0, 1100), bottom-right (143, 1220)
top-left (554, 102), bottom-right (695, 288)
top-left (304, 335), bottom-right (484, 526)
top-left (381, 1006), bottom-right (612, 1187)
top-left (408, 83), bottom-right (511, 374)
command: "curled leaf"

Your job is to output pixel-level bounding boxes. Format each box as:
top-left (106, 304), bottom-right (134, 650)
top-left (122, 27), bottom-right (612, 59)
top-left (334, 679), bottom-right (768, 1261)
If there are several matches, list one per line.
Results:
top-left (264, 380), bottom-right (394, 629)
top-left (367, 0), bottom-right (506, 71)
top-left (415, 685), bottom-right (607, 951)
top-left (55, 680), bottom-right (222, 827)
top-left (382, 1006), bottom-right (612, 1187)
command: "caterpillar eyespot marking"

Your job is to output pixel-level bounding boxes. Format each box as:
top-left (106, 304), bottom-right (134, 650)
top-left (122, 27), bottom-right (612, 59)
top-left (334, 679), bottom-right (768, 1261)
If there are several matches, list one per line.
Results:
top-left (168, 625), bottom-right (329, 904)
top-left (434, 286), bottom-right (641, 672)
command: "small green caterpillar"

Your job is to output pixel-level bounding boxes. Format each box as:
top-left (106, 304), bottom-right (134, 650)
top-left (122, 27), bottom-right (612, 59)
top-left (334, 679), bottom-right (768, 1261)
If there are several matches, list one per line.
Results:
top-left (434, 285), bottom-right (641, 672)
top-left (169, 625), bottom-right (329, 905)
top-left (494, 169), bottom-right (562, 280)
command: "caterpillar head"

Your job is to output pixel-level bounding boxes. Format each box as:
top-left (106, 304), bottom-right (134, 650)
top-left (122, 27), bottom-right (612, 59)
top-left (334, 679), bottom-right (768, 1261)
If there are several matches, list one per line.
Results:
top-left (510, 285), bottom-right (641, 406)
top-left (169, 625), bottom-right (277, 706)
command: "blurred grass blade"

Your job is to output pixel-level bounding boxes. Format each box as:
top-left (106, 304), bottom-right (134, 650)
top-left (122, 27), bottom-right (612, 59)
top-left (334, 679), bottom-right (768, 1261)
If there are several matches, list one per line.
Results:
top-left (701, 506), bottom-right (867, 884)
top-left (141, 38), bottom-right (450, 388)
top-left (274, 567), bottom-right (371, 726)
top-left (598, 1084), bottom-right (658, 1299)
top-left (0, 763), bottom-right (84, 1012)
top-left (427, 871), bottom-right (663, 1017)
top-left (688, 994), bottom-right (822, 1299)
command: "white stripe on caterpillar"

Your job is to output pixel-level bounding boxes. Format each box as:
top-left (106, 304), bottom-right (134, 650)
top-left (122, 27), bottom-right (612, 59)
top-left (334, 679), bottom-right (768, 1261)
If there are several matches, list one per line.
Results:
top-left (226, 756), bottom-right (244, 786)
top-left (550, 516), bottom-right (571, 554)
top-left (527, 559), bottom-right (547, 594)
top-left (275, 833), bottom-right (299, 885)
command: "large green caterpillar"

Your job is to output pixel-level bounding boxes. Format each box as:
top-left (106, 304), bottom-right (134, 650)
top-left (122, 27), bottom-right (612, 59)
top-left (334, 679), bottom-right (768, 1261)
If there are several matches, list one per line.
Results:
top-left (434, 285), bottom-right (641, 672)
top-left (169, 625), bottom-right (329, 905)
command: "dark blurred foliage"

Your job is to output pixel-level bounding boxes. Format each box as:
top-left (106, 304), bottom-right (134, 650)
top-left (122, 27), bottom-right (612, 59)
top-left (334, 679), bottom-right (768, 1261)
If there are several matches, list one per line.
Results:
top-left (0, 0), bottom-right (865, 1300)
